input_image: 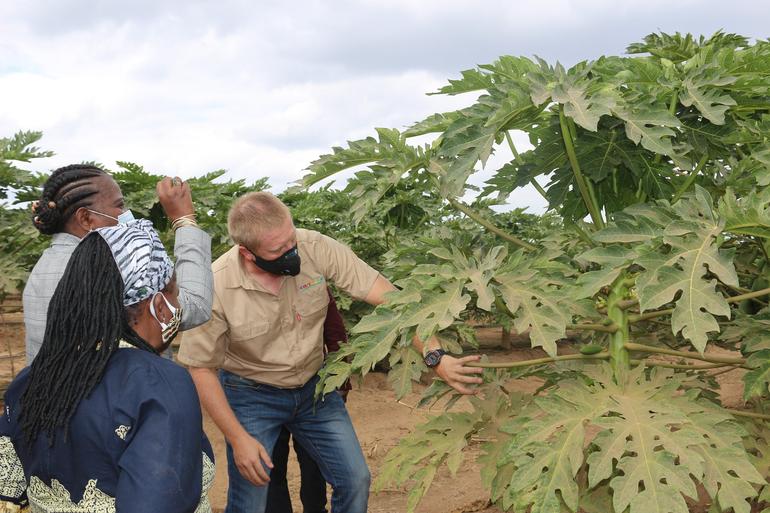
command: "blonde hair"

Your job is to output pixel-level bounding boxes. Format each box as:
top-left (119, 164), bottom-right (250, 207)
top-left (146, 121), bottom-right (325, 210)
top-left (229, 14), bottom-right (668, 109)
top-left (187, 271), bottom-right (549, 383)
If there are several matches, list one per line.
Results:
top-left (228, 192), bottom-right (292, 250)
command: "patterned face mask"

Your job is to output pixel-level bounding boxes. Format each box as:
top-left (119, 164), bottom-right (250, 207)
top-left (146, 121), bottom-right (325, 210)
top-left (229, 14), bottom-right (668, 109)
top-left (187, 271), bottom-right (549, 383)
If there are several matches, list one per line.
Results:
top-left (149, 292), bottom-right (182, 349)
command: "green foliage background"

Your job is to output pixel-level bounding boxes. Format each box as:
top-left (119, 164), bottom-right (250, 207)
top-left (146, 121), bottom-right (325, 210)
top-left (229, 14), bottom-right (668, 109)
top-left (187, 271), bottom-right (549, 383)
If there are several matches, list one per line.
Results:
top-left (302, 31), bottom-right (770, 513)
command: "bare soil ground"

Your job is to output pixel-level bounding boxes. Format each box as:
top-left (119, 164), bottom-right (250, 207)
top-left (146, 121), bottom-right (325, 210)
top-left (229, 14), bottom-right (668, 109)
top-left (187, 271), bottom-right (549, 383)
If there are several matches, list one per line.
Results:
top-left (0, 322), bottom-right (749, 513)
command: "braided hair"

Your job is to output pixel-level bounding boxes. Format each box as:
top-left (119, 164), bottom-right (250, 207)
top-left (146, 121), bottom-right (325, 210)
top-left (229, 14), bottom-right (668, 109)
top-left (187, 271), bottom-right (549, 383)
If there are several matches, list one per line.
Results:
top-left (19, 232), bottom-right (158, 446)
top-left (32, 164), bottom-right (108, 235)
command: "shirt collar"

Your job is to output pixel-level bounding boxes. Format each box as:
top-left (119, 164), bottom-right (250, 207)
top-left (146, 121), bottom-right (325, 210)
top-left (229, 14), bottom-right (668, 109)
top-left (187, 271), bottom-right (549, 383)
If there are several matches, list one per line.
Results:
top-left (50, 232), bottom-right (81, 246)
top-left (222, 246), bottom-right (271, 292)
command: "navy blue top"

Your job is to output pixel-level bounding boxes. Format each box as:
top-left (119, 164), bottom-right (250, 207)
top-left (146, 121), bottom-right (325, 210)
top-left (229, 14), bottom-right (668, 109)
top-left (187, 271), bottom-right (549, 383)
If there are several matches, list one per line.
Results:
top-left (1, 347), bottom-right (213, 513)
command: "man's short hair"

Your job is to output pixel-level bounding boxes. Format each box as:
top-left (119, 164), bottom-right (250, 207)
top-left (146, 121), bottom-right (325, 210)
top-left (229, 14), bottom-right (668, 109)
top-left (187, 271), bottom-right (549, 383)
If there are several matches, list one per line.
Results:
top-left (228, 192), bottom-right (292, 250)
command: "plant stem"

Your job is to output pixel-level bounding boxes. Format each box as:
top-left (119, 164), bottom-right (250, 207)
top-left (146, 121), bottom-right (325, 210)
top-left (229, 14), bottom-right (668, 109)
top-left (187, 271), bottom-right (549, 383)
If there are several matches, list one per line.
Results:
top-left (530, 179), bottom-right (548, 201)
top-left (628, 308), bottom-right (674, 323)
top-left (447, 198), bottom-right (537, 251)
top-left (672, 154), bottom-right (709, 203)
top-left (630, 359), bottom-right (745, 370)
top-left (567, 222), bottom-right (594, 245)
top-left (558, 106), bottom-right (605, 229)
top-left (570, 323), bottom-right (618, 333)
top-left (467, 352), bottom-right (609, 369)
top-left (504, 131), bottom-right (520, 160)
top-left (505, 130), bottom-right (549, 201)
top-left (624, 342), bottom-right (746, 365)
top-left (710, 365), bottom-right (745, 377)
top-left (726, 409), bottom-right (770, 421)
top-left (597, 299), bottom-right (639, 315)
top-left (607, 275), bottom-right (631, 385)
top-left (756, 236), bottom-right (770, 264)
top-left (629, 288), bottom-right (770, 323)
top-left (628, 287), bottom-right (770, 323)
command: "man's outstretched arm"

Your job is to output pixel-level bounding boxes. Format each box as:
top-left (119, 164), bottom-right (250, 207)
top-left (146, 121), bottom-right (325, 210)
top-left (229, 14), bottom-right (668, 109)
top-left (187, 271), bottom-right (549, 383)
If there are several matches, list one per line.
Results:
top-left (364, 275), bottom-right (483, 395)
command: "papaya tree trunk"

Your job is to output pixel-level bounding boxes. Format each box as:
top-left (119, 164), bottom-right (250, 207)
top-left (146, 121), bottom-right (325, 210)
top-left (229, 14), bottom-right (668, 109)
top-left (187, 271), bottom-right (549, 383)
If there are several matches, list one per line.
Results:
top-left (607, 275), bottom-right (631, 386)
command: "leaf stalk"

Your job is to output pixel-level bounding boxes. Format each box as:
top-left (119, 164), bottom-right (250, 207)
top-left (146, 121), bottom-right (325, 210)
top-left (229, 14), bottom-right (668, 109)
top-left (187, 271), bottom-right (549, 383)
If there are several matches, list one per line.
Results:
top-left (624, 342), bottom-right (746, 365)
top-left (466, 352), bottom-right (609, 369)
top-left (558, 106), bottom-right (605, 229)
top-left (672, 153), bottom-right (708, 203)
top-left (627, 286), bottom-right (770, 323)
top-left (447, 198), bottom-right (537, 251)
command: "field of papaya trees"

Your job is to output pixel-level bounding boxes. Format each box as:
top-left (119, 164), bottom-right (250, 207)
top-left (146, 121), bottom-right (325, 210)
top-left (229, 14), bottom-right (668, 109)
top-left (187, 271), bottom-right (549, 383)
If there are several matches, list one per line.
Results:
top-left (3, 31), bottom-right (770, 513)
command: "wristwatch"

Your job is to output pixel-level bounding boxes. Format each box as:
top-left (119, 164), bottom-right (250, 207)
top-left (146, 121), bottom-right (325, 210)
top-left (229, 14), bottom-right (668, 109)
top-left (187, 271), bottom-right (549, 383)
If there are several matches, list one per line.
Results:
top-left (423, 349), bottom-right (446, 368)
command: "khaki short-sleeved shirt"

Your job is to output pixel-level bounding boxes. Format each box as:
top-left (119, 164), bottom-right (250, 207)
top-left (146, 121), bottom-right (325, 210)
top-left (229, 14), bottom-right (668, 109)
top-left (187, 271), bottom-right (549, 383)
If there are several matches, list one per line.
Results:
top-left (177, 228), bottom-right (380, 388)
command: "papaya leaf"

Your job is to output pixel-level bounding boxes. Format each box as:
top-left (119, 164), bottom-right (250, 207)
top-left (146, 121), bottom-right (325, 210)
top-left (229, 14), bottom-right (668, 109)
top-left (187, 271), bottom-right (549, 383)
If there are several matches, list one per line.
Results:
top-left (694, 445), bottom-right (762, 513)
top-left (495, 271), bottom-right (573, 356)
top-left (588, 367), bottom-right (756, 513)
top-left (416, 378), bottom-right (455, 409)
top-left (624, 189), bottom-right (739, 352)
top-left (722, 310), bottom-right (770, 355)
top-left (720, 187), bottom-right (770, 238)
top-left (552, 79), bottom-right (614, 132)
top-left (315, 360), bottom-right (352, 397)
top-left (742, 420), bottom-right (770, 505)
top-left (613, 102), bottom-right (681, 157)
top-left (433, 68), bottom-right (494, 96)
top-left (743, 350), bottom-right (770, 400)
top-left (592, 212), bottom-right (665, 243)
top-left (404, 112), bottom-right (461, 137)
top-left (500, 379), bottom-right (612, 513)
top-left (303, 128), bottom-right (426, 187)
top-left (679, 70), bottom-right (737, 125)
top-left (578, 246), bottom-right (640, 267)
top-left (374, 412), bottom-right (480, 513)
top-left (574, 267), bottom-right (623, 299)
top-left (387, 347), bottom-right (426, 400)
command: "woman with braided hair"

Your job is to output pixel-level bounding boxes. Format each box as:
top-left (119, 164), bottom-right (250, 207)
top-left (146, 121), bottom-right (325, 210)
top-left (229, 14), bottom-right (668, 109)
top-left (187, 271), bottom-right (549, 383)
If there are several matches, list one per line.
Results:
top-left (23, 164), bottom-right (214, 363)
top-left (0, 220), bottom-right (214, 512)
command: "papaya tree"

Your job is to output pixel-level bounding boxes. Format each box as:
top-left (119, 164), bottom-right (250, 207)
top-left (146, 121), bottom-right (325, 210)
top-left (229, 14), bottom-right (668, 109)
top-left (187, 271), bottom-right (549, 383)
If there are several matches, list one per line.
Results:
top-left (0, 132), bottom-right (53, 300)
top-left (304, 32), bottom-right (770, 513)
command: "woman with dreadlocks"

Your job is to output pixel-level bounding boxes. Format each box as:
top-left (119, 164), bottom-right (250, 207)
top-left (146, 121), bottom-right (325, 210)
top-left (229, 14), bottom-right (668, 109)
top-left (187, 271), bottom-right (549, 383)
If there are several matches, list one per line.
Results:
top-left (0, 220), bottom-right (214, 512)
top-left (23, 163), bottom-right (213, 363)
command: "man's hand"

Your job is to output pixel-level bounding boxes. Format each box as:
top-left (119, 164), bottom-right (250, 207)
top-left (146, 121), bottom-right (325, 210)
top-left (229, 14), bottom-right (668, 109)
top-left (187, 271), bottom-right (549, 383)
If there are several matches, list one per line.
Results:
top-left (435, 354), bottom-right (484, 395)
top-left (231, 433), bottom-right (274, 486)
top-left (156, 176), bottom-right (194, 221)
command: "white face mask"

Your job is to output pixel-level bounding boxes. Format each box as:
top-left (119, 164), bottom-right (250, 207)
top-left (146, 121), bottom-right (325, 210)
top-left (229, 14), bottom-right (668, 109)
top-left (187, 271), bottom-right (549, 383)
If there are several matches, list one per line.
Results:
top-left (149, 292), bottom-right (182, 349)
top-left (88, 209), bottom-right (136, 225)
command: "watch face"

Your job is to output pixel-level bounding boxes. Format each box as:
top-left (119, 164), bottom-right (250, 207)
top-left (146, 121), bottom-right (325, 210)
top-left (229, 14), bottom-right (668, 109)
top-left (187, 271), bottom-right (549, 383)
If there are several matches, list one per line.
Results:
top-left (424, 351), bottom-right (441, 367)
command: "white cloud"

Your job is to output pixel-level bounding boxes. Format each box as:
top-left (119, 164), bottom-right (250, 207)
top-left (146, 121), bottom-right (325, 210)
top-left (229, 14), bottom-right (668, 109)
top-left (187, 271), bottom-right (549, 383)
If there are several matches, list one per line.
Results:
top-left (2, 0), bottom-right (769, 214)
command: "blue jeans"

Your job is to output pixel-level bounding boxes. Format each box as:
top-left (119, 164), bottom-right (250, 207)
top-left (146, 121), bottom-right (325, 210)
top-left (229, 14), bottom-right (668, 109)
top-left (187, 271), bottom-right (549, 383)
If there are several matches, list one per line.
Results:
top-left (220, 370), bottom-right (370, 513)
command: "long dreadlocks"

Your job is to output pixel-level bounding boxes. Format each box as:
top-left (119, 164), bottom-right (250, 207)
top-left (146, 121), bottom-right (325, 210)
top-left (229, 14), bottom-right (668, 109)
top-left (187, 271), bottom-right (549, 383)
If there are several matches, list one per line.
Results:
top-left (32, 164), bottom-right (107, 235)
top-left (19, 232), bottom-right (158, 446)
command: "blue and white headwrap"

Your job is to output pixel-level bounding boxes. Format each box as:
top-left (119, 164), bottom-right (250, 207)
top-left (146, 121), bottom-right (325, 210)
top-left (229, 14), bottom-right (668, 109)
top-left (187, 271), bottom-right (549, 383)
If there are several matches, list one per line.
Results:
top-left (96, 219), bottom-right (174, 306)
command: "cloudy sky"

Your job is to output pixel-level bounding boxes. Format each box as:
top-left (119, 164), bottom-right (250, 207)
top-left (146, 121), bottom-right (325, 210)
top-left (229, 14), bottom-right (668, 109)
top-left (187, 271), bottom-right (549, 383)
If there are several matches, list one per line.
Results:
top-left (1, 0), bottom-right (768, 212)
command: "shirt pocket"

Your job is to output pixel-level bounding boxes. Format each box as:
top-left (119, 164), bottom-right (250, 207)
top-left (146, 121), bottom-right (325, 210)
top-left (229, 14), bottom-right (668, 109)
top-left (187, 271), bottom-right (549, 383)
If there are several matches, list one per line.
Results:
top-left (295, 287), bottom-right (329, 321)
top-left (230, 321), bottom-right (270, 343)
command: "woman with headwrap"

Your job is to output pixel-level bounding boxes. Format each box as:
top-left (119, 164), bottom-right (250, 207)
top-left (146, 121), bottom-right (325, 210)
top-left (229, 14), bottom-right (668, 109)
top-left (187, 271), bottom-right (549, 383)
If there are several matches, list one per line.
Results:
top-left (23, 166), bottom-right (213, 363)
top-left (0, 220), bottom-right (214, 513)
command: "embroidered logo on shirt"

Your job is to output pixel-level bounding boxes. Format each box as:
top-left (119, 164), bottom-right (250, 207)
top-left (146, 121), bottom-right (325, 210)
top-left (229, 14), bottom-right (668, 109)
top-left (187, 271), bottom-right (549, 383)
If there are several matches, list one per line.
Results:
top-left (298, 276), bottom-right (325, 292)
top-left (114, 425), bottom-right (131, 440)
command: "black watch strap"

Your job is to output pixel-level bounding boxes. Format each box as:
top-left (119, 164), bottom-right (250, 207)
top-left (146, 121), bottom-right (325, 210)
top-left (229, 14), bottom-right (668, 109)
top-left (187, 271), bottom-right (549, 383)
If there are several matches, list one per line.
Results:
top-left (423, 349), bottom-right (446, 368)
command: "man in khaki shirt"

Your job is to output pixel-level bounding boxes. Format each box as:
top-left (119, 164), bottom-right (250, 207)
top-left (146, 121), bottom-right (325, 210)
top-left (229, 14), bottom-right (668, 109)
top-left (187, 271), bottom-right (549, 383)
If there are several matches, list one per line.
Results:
top-left (179, 192), bottom-right (482, 513)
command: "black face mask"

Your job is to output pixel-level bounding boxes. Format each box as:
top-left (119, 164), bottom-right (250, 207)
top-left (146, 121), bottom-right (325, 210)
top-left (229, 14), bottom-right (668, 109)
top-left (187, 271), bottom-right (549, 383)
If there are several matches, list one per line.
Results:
top-left (250, 245), bottom-right (301, 276)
